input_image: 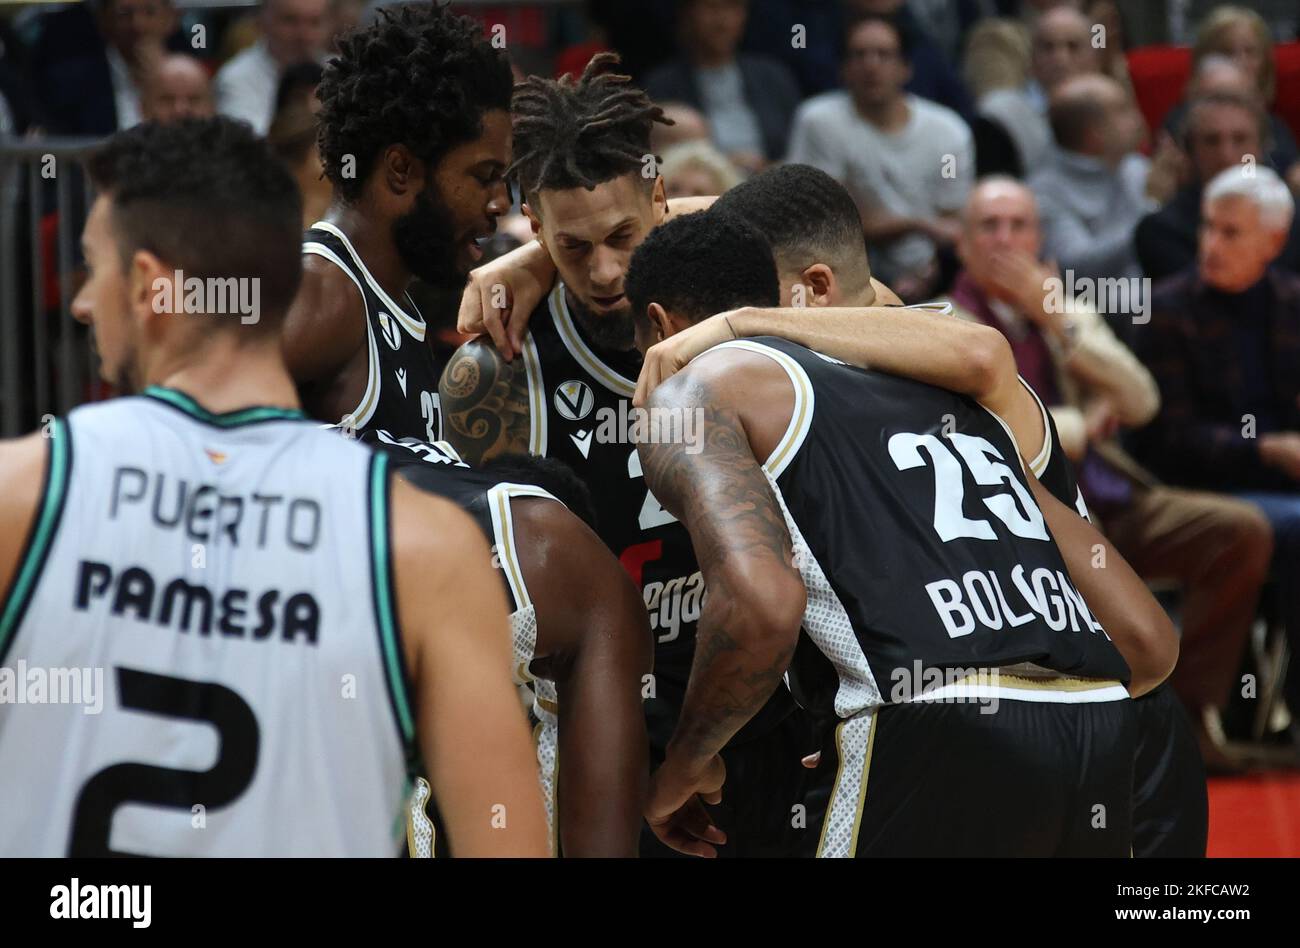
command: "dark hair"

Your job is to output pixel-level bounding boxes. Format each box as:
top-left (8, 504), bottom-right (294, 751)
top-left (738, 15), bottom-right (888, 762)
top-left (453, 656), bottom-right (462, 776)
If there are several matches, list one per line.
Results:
top-left (86, 117), bottom-right (303, 327)
top-left (274, 60), bottom-right (324, 117)
top-left (624, 210), bottom-right (779, 329)
top-left (1182, 90), bottom-right (1272, 155)
top-left (713, 162), bottom-right (870, 285)
top-left (509, 52), bottom-right (671, 203)
top-left (1048, 90), bottom-right (1107, 151)
top-left (843, 12), bottom-right (912, 62)
top-left (482, 453), bottom-right (598, 531)
top-left (317, 3), bottom-right (513, 202)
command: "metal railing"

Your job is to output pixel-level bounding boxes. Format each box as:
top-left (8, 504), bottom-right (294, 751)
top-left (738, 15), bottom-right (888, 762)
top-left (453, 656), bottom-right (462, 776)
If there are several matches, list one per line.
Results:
top-left (0, 136), bottom-right (102, 438)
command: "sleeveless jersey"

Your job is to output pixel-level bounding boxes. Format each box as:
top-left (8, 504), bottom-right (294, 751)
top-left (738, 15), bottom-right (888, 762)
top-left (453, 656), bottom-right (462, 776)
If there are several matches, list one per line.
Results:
top-left (302, 221), bottom-right (443, 442)
top-left (517, 284), bottom-right (793, 740)
top-left (0, 389), bottom-right (415, 857)
top-left (710, 337), bottom-right (1132, 725)
top-left (363, 432), bottom-right (561, 855)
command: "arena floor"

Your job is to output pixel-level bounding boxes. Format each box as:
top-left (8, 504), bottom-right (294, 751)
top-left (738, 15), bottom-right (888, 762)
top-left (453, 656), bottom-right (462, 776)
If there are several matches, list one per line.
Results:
top-left (1207, 772), bottom-right (1300, 856)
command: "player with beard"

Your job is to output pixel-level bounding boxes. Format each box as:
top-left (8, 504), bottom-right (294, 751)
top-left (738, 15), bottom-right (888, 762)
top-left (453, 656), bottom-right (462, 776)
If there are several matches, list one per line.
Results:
top-left (282, 4), bottom-right (514, 442)
top-left (625, 209), bottom-right (1178, 856)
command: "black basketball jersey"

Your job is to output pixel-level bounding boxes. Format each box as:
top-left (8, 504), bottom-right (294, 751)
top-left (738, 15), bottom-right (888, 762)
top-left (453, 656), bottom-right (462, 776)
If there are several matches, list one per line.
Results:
top-left (302, 222), bottom-right (443, 442)
top-left (518, 284), bottom-right (793, 739)
top-left (518, 284), bottom-right (704, 661)
top-left (718, 337), bottom-right (1131, 722)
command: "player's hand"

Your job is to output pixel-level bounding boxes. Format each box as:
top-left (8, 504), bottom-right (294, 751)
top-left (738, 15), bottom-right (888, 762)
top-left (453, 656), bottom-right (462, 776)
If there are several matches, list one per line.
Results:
top-left (634, 311), bottom-right (740, 407)
top-left (1260, 431), bottom-right (1300, 481)
top-left (457, 239), bottom-right (555, 361)
top-left (645, 754), bottom-right (727, 857)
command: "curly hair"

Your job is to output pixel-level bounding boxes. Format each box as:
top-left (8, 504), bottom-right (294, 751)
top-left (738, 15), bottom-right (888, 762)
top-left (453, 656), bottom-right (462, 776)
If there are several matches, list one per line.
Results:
top-left (624, 210), bottom-right (778, 329)
top-left (317, 3), bottom-right (513, 202)
top-left (509, 52), bottom-right (672, 203)
top-left (86, 117), bottom-right (303, 325)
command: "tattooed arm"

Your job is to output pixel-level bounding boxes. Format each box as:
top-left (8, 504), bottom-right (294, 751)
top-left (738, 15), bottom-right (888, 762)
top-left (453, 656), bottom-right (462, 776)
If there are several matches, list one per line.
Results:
top-left (438, 338), bottom-right (532, 464)
top-left (638, 349), bottom-right (807, 856)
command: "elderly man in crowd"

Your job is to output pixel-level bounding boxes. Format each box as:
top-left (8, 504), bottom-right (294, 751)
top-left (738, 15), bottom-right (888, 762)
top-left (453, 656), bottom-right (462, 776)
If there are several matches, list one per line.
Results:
top-left (948, 176), bottom-right (1273, 770)
top-left (215, 0), bottom-right (331, 134)
top-left (140, 53), bottom-right (215, 124)
top-left (1140, 90), bottom-right (1300, 280)
top-left (1134, 166), bottom-right (1300, 743)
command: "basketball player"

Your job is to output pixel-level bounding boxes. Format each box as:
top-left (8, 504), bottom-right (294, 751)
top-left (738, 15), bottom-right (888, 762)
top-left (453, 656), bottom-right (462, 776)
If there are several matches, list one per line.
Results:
top-left (0, 118), bottom-right (548, 858)
top-left (633, 164), bottom-right (1209, 858)
top-left (624, 209), bottom-right (1178, 857)
top-left (368, 436), bottom-right (651, 857)
top-left (438, 55), bottom-right (821, 857)
top-left (282, 4), bottom-right (514, 442)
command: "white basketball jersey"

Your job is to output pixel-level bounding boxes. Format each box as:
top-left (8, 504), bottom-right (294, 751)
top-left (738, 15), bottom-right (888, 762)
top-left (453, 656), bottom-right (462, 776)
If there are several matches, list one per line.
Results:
top-left (0, 388), bottom-right (415, 856)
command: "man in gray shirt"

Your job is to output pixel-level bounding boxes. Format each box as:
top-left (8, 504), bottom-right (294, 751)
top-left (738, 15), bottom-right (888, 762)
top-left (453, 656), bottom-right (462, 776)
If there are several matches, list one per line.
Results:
top-left (787, 13), bottom-right (972, 301)
top-left (1029, 73), bottom-right (1170, 288)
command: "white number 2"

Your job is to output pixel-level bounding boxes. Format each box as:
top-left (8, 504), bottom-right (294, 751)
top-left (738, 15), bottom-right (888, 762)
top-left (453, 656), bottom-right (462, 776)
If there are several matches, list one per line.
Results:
top-left (628, 449), bottom-right (678, 530)
top-left (888, 432), bottom-right (1047, 542)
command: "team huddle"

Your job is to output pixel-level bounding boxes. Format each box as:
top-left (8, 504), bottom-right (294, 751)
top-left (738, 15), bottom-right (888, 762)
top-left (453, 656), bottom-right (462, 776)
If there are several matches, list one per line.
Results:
top-left (0, 5), bottom-right (1195, 858)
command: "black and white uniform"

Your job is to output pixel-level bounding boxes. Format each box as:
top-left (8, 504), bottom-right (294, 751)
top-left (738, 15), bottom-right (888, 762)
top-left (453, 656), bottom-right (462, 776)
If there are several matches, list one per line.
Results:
top-left (0, 388), bottom-right (416, 856)
top-left (302, 221), bottom-right (443, 441)
top-left (707, 337), bottom-right (1136, 858)
top-left (362, 433), bottom-right (563, 857)
top-left (515, 284), bottom-right (807, 856)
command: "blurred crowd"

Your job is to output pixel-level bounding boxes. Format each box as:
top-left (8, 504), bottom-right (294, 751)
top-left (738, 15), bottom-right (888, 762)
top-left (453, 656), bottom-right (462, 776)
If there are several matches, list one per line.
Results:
top-left (2, 0), bottom-right (1300, 767)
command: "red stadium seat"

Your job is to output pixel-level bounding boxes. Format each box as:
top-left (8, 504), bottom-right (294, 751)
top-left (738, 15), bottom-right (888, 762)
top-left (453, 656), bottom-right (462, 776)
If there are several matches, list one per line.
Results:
top-left (1126, 45), bottom-right (1192, 133)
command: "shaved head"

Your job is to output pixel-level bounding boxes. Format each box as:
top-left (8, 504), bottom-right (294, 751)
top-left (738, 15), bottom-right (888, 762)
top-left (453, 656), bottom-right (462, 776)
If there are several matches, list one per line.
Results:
top-left (141, 54), bottom-right (215, 124)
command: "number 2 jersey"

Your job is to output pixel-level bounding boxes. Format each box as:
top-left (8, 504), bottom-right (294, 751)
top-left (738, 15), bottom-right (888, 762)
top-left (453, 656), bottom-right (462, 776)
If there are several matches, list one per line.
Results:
top-left (302, 221), bottom-right (443, 442)
top-left (0, 389), bottom-right (416, 856)
top-left (715, 337), bottom-right (1132, 723)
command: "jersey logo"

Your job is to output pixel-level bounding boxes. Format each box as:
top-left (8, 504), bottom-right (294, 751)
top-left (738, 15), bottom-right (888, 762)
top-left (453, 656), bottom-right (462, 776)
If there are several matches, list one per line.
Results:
top-left (553, 380), bottom-right (594, 422)
top-left (204, 449), bottom-right (228, 465)
top-left (569, 429), bottom-right (593, 458)
top-left (395, 367), bottom-right (408, 395)
top-left (377, 311), bottom-right (402, 351)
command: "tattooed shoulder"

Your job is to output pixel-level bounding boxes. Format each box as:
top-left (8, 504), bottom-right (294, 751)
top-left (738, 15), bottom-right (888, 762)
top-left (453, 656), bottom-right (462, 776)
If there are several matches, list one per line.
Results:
top-left (438, 338), bottom-right (532, 464)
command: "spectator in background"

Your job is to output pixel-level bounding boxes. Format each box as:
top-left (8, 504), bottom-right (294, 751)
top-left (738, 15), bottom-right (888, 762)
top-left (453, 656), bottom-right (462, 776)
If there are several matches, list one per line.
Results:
top-left (140, 54), bottom-right (215, 124)
top-left (215, 0), bottom-right (331, 135)
top-left (1030, 74), bottom-right (1176, 286)
top-left (844, 0), bottom-right (974, 120)
top-left (948, 177), bottom-right (1272, 769)
top-left (740, 0), bottom-right (848, 97)
top-left (267, 61), bottom-right (327, 228)
top-left (1085, 0), bottom-right (1134, 93)
top-left (651, 102), bottom-right (712, 155)
top-left (35, 0), bottom-right (179, 134)
top-left (1134, 165), bottom-right (1300, 733)
top-left (644, 0), bottom-right (801, 173)
top-left (1140, 91), bottom-right (1300, 280)
top-left (1163, 54), bottom-right (1300, 195)
top-left (965, 18), bottom-right (1045, 176)
top-left (1027, 4), bottom-right (1098, 111)
top-left (660, 140), bottom-right (744, 198)
top-left (787, 13), bottom-right (973, 301)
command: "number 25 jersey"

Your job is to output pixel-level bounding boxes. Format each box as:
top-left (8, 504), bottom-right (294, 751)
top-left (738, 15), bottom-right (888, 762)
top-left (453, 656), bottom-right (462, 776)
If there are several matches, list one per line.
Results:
top-left (721, 338), bottom-right (1131, 721)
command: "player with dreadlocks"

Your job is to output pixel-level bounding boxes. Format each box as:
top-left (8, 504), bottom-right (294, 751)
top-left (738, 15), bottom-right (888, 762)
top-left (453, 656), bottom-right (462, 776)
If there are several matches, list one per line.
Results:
top-left (437, 53), bottom-right (819, 858)
top-left (282, 3), bottom-right (513, 442)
